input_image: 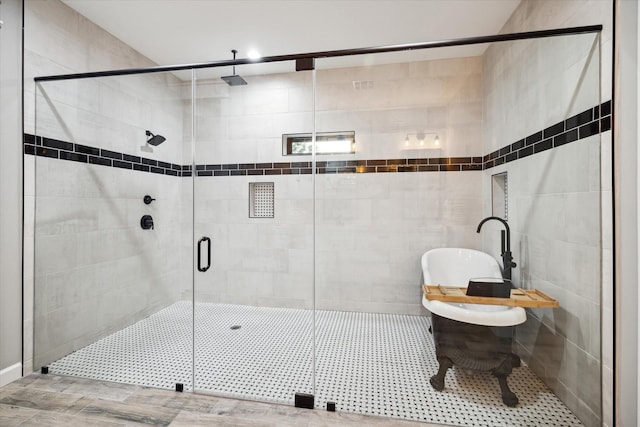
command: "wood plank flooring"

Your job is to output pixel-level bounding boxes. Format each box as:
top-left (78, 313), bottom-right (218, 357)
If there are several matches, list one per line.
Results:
top-left (0, 374), bottom-right (445, 426)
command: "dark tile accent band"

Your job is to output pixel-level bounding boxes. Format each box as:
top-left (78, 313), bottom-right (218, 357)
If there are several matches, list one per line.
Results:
top-left (482, 101), bottom-right (611, 171)
top-left (23, 134), bottom-right (484, 176)
top-left (525, 131), bottom-right (543, 146)
top-left (59, 151), bottom-right (87, 163)
top-left (23, 101), bottom-right (611, 177)
top-left (101, 149), bottom-right (122, 160)
top-left (113, 160), bottom-right (132, 169)
top-left (43, 137), bottom-right (72, 151)
top-left (90, 156), bottom-right (111, 167)
top-left (23, 134), bottom-right (187, 177)
top-left (76, 144), bottom-right (100, 156)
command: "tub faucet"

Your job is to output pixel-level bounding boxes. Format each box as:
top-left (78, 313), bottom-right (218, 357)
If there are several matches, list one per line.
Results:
top-left (477, 216), bottom-right (517, 281)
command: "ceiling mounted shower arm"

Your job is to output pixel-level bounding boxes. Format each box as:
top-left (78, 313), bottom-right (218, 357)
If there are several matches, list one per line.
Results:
top-left (232, 49), bottom-right (237, 76)
top-left (221, 49), bottom-right (248, 86)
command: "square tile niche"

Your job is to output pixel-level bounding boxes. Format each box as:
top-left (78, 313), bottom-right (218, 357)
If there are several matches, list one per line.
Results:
top-left (249, 182), bottom-right (275, 218)
top-left (491, 172), bottom-right (508, 219)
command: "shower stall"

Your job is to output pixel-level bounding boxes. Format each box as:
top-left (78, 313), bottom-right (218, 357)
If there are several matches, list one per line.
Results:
top-left (29, 26), bottom-right (606, 426)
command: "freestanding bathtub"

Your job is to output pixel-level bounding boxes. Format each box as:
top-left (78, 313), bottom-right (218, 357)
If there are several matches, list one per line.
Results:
top-left (421, 248), bottom-right (526, 406)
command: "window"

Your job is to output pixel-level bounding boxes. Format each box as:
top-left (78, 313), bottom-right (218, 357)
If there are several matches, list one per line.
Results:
top-left (282, 131), bottom-right (356, 155)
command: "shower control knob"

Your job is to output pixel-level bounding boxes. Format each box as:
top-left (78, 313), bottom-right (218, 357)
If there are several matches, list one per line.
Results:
top-left (144, 195), bottom-right (155, 204)
top-left (140, 215), bottom-right (154, 230)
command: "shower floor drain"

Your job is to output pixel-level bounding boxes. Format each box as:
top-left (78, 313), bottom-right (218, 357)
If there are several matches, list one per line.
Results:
top-left (48, 301), bottom-right (583, 426)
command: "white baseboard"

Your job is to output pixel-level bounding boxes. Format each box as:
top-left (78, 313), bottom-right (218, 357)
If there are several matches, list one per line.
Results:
top-left (0, 362), bottom-right (22, 387)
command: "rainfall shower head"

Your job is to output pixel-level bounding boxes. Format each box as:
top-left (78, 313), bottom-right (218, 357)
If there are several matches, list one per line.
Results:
top-left (145, 130), bottom-right (166, 146)
top-left (221, 74), bottom-right (248, 86)
top-left (221, 49), bottom-right (247, 86)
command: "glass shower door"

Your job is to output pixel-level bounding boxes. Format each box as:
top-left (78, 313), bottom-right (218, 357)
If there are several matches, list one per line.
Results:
top-left (192, 62), bottom-right (316, 405)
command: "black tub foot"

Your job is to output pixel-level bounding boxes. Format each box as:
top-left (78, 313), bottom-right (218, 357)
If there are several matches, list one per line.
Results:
top-left (430, 357), bottom-right (453, 391)
top-left (496, 375), bottom-right (518, 407)
top-left (510, 353), bottom-right (521, 368)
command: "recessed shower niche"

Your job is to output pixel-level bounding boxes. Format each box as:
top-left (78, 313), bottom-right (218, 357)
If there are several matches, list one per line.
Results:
top-left (249, 182), bottom-right (275, 218)
top-left (492, 172), bottom-right (508, 220)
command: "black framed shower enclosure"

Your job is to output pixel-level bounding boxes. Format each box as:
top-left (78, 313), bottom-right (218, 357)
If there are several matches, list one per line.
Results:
top-left (30, 24), bottom-right (606, 426)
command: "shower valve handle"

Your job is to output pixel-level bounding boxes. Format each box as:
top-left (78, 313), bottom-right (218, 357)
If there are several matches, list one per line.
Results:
top-left (144, 195), bottom-right (156, 204)
top-left (140, 215), bottom-right (154, 230)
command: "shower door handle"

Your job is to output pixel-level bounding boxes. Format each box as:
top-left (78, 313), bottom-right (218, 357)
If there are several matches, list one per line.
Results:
top-left (197, 236), bottom-right (211, 272)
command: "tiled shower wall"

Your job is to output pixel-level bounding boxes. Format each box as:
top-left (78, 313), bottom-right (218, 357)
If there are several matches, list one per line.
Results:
top-left (190, 56), bottom-right (485, 314)
top-left (315, 57), bottom-right (484, 313)
top-left (24, 0), bottom-right (189, 369)
top-left (481, 1), bottom-right (612, 426)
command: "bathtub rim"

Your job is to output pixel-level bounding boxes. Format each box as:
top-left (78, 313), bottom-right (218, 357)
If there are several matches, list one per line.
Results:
top-left (422, 295), bottom-right (526, 326)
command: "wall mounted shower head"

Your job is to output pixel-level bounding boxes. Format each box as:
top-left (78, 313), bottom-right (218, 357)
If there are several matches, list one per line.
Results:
top-left (145, 130), bottom-right (166, 146)
top-left (221, 49), bottom-right (247, 86)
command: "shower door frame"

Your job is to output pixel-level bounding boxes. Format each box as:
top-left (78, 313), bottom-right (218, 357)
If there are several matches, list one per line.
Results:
top-left (31, 23), bottom-right (605, 417)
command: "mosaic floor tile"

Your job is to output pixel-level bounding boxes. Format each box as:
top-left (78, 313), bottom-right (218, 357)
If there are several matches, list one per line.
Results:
top-left (49, 301), bottom-right (582, 426)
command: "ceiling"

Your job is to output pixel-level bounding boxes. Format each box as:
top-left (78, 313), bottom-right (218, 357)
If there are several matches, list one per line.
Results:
top-left (61, 0), bottom-right (521, 79)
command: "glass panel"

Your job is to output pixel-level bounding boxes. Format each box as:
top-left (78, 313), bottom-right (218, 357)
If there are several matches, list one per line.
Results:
top-left (33, 71), bottom-right (194, 390)
top-left (192, 61), bottom-right (315, 404)
top-left (480, 32), bottom-right (603, 426)
top-left (314, 32), bottom-right (602, 426)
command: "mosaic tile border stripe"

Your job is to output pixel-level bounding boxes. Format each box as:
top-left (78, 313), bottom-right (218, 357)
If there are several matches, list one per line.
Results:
top-left (24, 101), bottom-right (611, 176)
top-left (23, 133), bottom-right (186, 176)
top-left (193, 157), bottom-right (484, 177)
top-left (483, 100), bottom-right (611, 170)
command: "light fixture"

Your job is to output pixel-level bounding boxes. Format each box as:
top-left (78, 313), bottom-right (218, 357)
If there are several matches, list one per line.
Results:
top-left (403, 132), bottom-right (440, 148)
top-left (247, 49), bottom-right (261, 60)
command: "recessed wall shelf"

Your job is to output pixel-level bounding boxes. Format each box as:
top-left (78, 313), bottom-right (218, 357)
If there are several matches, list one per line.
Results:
top-left (249, 182), bottom-right (274, 218)
top-left (492, 172), bottom-right (508, 220)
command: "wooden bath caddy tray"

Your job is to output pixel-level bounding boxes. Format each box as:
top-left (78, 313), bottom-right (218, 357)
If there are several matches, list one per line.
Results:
top-left (423, 285), bottom-right (559, 308)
